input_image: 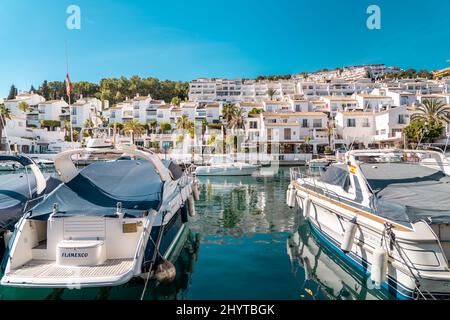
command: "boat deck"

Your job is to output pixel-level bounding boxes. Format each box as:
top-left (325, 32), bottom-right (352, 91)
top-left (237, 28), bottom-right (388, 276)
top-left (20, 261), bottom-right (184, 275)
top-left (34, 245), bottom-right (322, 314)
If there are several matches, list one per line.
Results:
top-left (6, 258), bottom-right (134, 279)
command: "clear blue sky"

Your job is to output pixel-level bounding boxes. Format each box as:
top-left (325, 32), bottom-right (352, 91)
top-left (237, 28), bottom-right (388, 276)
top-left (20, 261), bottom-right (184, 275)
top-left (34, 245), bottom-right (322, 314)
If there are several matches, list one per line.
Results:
top-left (1, 0), bottom-right (449, 97)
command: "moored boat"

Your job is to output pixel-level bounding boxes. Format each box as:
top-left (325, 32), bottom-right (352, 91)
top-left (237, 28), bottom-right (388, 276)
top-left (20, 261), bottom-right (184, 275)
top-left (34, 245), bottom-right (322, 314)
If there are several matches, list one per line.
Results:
top-left (287, 149), bottom-right (450, 299)
top-left (1, 144), bottom-right (200, 289)
top-left (195, 155), bottom-right (260, 176)
top-left (0, 155), bottom-right (60, 258)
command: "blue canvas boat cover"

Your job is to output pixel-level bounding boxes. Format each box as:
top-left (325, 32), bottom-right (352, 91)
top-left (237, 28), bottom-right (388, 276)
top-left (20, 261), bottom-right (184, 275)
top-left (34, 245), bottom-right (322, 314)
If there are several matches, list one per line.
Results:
top-left (0, 173), bottom-right (37, 231)
top-left (360, 163), bottom-right (450, 225)
top-left (29, 160), bottom-right (164, 219)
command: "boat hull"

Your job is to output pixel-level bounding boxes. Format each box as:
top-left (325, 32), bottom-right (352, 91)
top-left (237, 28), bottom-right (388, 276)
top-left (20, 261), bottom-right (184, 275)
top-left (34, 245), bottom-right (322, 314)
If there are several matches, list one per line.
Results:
top-left (195, 165), bottom-right (258, 176)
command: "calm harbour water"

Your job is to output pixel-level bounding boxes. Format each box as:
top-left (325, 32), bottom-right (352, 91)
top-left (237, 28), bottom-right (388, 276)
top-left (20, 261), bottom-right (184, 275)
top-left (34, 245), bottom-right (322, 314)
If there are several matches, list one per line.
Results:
top-left (0, 167), bottom-right (394, 300)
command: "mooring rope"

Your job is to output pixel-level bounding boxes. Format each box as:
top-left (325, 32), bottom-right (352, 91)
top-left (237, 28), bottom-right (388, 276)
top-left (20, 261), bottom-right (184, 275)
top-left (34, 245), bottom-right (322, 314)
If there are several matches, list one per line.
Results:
top-left (383, 223), bottom-right (437, 300)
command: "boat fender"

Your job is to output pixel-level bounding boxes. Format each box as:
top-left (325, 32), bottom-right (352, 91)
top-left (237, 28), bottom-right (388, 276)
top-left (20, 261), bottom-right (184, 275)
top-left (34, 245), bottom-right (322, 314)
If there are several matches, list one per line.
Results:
top-left (3, 230), bottom-right (13, 248)
top-left (192, 180), bottom-right (200, 201)
top-left (154, 259), bottom-right (176, 284)
top-left (303, 195), bottom-right (311, 219)
top-left (286, 185), bottom-right (296, 208)
top-left (187, 196), bottom-right (196, 217)
top-left (340, 217), bottom-right (358, 253)
top-left (297, 196), bottom-right (304, 210)
top-left (370, 246), bottom-right (388, 286)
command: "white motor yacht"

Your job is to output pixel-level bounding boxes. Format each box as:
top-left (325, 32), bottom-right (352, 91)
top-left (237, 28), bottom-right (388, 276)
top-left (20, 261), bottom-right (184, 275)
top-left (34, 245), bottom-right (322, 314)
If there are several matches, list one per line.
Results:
top-left (195, 155), bottom-right (260, 176)
top-left (1, 144), bottom-right (199, 288)
top-left (287, 149), bottom-right (450, 299)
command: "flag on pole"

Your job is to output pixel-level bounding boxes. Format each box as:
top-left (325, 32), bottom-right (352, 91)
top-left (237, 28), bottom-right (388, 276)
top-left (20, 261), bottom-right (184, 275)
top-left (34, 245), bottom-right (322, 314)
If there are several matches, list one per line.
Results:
top-left (65, 73), bottom-right (73, 96)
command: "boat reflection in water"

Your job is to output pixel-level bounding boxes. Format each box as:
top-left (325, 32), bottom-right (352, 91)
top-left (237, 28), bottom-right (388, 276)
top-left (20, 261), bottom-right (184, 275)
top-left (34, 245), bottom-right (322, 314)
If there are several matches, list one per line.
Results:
top-left (287, 214), bottom-right (394, 300)
top-left (0, 227), bottom-right (200, 300)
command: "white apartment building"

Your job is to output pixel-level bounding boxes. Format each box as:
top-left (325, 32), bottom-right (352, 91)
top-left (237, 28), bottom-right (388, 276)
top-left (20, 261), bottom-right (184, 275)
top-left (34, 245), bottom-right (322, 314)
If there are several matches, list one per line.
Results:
top-left (237, 102), bottom-right (264, 115)
top-left (335, 111), bottom-right (376, 147)
top-left (156, 105), bottom-right (171, 125)
top-left (373, 106), bottom-right (411, 146)
top-left (69, 98), bottom-right (98, 128)
top-left (189, 78), bottom-right (297, 103)
top-left (262, 100), bottom-right (291, 113)
top-left (179, 101), bottom-right (197, 121)
top-left (335, 106), bottom-right (412, 148)
top-left (3, 92), bottom-right (45, 118)
top-left (32, 99), bottom-right (68, 127)
top-left (320, 96), bottom-right (359, 117)
top-left (354, 94), bottom-right (394, 112)
top-left (260, 112), bottom-right (328, 154)
top-left (384, 90), bottom-right (418, 106)
top-left (205, 103), bottom-right (221, 123)
top-left (145, 99), bottom-right (166, 123)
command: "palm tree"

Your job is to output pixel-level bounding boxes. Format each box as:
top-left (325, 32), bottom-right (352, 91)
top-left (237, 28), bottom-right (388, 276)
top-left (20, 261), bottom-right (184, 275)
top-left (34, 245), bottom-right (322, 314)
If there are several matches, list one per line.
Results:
top-left (221, 103), bottom-right (239, 153)
top-left (410, 98), bottom-right (450, 125)
top-left (325, 120), bottom-right (334, 149)
top-left (0, 105), bottom-right (12, 151)
top-left (148, 120), bottom-right (158, 134)
top-left (176, 115), bottom-right (193, 130)
top-left (18, 101), bottom-right (30, 113)
top-left (267, 88), bottom-right (277, 100)
top-left (228, 108), bottom-right (245, 131)
top-left (124, 120), bottom-right (144, 144)
top-left (227, 109), bottom-right (246, 153)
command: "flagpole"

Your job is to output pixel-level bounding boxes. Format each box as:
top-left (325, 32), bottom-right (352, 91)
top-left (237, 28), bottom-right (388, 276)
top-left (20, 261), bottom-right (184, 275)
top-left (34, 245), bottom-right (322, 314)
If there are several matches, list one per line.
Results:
top-left (65, 41), bottom-right (74, 144)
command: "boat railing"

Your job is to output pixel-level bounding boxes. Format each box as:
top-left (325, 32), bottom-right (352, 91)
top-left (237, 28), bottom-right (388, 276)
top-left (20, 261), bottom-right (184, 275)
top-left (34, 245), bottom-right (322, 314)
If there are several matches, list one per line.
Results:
top-left (289, 167), bottom-right (342, 202)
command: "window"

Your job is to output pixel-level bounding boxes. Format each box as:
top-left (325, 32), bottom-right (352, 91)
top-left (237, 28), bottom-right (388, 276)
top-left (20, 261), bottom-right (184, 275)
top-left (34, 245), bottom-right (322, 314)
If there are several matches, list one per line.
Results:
top-left (268, 119), bottom-right (276, 123)
top-left (346, 119), bottom-right (356, 127)
top-left (313, 119), bottom-right (322, 128)
top-left (267, 129), bottom-right (273, 140)
top-left (282, 119), bottom-right (288, 123)
top-left (284, 128), bottom-right (291, 140)
top-left (362, 118), bottom-right (370, 127)
top-left (71, 108), bottom-right (77, 116)
top-left (398, 114), bottom-right (407, 124)
top-left (302, 119), bottom-right (308, 128)
top-left (249, 121), bottom-right (258, 129)
top-left (295, 105), bottom-right (301, 112)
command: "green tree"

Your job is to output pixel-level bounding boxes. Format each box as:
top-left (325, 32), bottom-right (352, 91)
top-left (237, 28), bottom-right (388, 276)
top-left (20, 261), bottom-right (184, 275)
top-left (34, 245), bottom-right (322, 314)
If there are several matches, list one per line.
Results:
top-left (171, 96), bottom-right (182, 107)
top-left (0, 105), bottom-right (12, 150)
top-left (159, 122), bottom-right (172, 134)
top-left (267, 88), bottom-right (277, 100)
top-left (40, 120), bottom-right (61, 129)
top-left (40, 80), bottom-right (50, 100)
top-left (176, 115), bottom-right (193, 130)
top-left (84, 118), bottom-right (94, 128)
top-left (7, 85), bottom-right (17, 100)
top-left (18, 101), bottom-right (30, 113)
top-left (248, 108), bottom-right (262, 115)
top-left (124, 120), bottom-right (144, 144)
top-left (404, 119), bottom-right (443, 145)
